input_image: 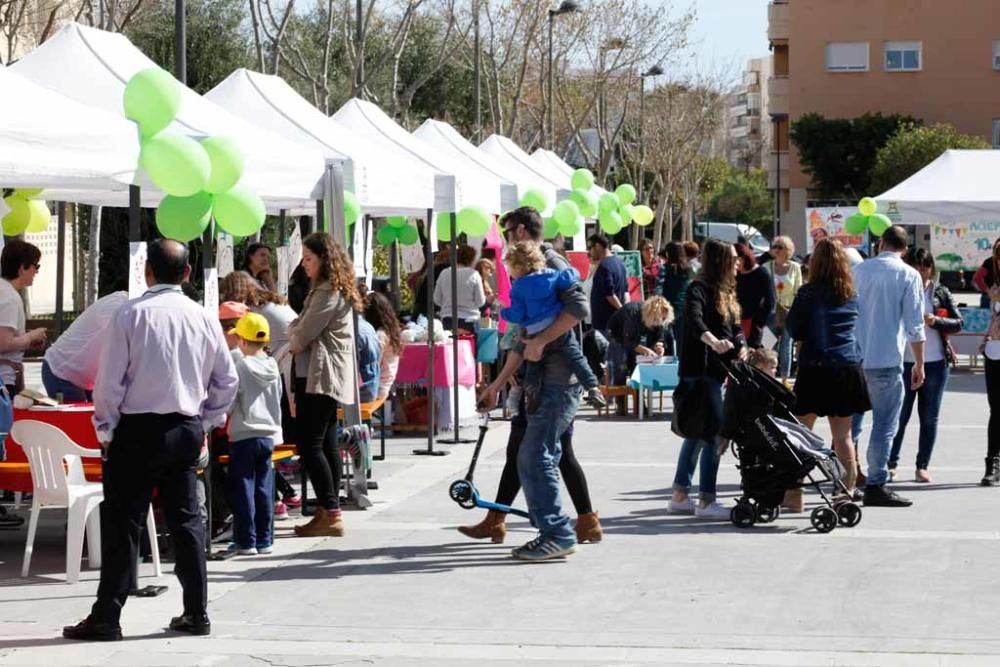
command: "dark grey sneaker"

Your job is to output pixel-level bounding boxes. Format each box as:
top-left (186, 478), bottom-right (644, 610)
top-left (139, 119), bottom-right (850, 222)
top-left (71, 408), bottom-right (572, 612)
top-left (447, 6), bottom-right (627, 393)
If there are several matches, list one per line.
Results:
top-left (511, 535), bottom-right (576, 561)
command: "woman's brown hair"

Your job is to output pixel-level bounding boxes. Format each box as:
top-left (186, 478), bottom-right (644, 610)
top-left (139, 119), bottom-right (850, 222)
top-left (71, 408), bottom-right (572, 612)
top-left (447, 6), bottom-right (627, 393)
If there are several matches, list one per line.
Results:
top-left (303, 232), bottom-right (363, 312)
top-left (809, 238), bottom-right (855, 304)
top-left (364, 292), bottom-right (402, 354)
top-left (219, 270), bottom-right (288, 308)
top-left (698, 239), bottom-right (740, 322)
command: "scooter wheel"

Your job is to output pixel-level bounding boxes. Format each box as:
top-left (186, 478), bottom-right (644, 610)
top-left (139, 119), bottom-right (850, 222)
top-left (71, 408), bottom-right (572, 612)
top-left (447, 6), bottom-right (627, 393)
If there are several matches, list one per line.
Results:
top-left (448, 480), bottom-right (475, 509)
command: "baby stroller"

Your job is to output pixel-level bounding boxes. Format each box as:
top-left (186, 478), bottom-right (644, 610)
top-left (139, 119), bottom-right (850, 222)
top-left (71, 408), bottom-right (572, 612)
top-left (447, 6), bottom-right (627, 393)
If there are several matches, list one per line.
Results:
top-left (720, 360), bottom-right (862, 533)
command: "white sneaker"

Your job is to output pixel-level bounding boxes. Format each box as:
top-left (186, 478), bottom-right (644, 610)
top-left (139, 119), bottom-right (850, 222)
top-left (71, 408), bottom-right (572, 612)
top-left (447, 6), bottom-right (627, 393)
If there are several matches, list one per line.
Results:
top-left (694, 501), bottom-right (731, 519)
top-left (667, 498), bottom-right (696, 514)
top-left (237, 547), bottom-right (258, 556)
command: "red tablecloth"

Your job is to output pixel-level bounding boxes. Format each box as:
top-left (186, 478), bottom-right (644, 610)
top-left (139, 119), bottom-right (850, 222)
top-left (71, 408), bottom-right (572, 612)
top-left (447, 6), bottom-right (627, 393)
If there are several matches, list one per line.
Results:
top-left (395, 340), bottom-right (476, 388)
top-left (1, 404), bottom-right (100, 491)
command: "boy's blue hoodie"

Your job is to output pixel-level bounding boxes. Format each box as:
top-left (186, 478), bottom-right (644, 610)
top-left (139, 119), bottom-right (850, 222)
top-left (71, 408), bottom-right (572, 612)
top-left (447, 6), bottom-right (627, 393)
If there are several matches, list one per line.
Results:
top-left (502, 267), bottom-right (580, 335)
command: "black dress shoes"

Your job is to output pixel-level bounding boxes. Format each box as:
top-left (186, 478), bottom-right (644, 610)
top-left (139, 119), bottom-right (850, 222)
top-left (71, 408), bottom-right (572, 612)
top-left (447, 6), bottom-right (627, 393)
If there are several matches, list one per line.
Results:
top-left (863, 485), bottom-right (913, 507)
top-left (62, 616), bottom-right (122, 641)
top-left (169, 613), bottom-right (211, 636)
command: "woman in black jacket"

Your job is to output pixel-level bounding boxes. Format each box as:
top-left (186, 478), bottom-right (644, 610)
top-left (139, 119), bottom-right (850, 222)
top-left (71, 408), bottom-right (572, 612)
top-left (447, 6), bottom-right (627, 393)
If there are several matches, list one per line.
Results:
top-left (669, 240), bottom-right (746, 519)
top-left (888, 248), bottom-right (963, 483)
top-left (735, 242), bottom-right (775, 349)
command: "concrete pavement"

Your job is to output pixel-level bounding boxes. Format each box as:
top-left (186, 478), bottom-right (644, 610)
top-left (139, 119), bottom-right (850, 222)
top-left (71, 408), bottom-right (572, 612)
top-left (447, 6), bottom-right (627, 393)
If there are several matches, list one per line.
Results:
top-left (0, 369), bottom-right (998, 666)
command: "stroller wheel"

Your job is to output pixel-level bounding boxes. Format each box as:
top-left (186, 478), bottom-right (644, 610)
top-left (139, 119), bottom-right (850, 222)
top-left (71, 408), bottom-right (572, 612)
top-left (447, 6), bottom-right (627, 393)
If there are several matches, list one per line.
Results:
top-left (448, 480), bottom-right (476, 509)
top-left (730, 501), bottom-right (756, 529)
top-left (755, 505), bottom-right (779, 524)
top-left (836, 502), bottom-right (862, 528)
top-left (810, 507), bottom-right (838, 533)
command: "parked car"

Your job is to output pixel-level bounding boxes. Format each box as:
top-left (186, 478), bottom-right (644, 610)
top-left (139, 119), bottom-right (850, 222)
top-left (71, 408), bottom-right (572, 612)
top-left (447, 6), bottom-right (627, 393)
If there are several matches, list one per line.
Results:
top-left (694, 222), bottom-right (770, 255)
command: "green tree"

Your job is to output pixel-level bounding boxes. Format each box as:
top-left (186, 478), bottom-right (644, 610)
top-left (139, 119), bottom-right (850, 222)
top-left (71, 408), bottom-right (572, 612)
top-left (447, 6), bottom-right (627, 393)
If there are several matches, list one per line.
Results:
top-left (870, 122), bottom-right (990, 194)
top-left (790, 112), bottom-right (916, 199)
top-left (706, 168), bottom-right (772, 231)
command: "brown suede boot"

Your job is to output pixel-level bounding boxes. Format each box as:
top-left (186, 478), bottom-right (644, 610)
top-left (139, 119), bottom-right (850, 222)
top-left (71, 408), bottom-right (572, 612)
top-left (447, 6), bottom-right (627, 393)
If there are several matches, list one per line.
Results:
top-left (293, 508), bottom-right (345, 537)
top-left (575, 512), bottom-right (602, 544)
top-left (457, 510), bottom-right (507, 543)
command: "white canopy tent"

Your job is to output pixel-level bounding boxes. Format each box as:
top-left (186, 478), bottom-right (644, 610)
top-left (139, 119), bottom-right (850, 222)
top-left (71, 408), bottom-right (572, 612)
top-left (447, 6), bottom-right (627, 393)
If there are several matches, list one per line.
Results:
top-left (874, 150), bottom-right (1000, 223)
top-left (412, 120), bottom-right (517, 213)
top-left (11, 23), bottom-right (326, 212)
top-left (207, 69), bottom-right (435, 216)
top-left (0, 65), bottom-right (140, 191)
top-left (333, 98), bottom-right (500, 215)
top-left (531, 148), bottom-right (609, 200)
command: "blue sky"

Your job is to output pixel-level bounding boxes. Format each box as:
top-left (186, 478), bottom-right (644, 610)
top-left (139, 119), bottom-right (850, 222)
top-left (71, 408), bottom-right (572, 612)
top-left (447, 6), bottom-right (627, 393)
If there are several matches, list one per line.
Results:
top-left (676, 0), bottom-right (770, 72)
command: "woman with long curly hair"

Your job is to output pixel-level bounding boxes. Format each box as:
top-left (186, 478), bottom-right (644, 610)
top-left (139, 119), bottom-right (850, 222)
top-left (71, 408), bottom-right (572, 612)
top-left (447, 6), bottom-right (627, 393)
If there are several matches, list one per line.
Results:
top-left (364, 292), bottom-right (402, 399)
top-left (786, 238), bottom-right (870, 507)
top-left (669, 239), bottom-right (746, 518)
top-left (288, 233), bottom-right (363, 537)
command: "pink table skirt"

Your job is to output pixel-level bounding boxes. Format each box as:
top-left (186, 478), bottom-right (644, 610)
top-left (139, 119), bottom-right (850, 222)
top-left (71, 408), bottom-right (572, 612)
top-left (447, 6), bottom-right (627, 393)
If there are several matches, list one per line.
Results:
top-left (395, 340), bottom-right (476, 388)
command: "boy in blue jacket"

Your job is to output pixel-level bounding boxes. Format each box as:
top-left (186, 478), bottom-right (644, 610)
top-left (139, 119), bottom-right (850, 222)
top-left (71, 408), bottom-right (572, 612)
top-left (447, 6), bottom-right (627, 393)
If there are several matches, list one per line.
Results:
top-left (503, 241), bottom-right (605, 410)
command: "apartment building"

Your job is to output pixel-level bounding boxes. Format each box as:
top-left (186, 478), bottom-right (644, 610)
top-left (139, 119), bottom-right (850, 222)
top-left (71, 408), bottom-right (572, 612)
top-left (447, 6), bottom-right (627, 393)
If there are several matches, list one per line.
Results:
top-left (728, 56), bottom-right (771, 172)
top-left (767, 0), bottom-right (1000, 251)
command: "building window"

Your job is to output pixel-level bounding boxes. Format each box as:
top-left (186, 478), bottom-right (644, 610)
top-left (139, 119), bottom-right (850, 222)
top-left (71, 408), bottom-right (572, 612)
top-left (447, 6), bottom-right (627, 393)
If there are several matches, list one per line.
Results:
top-left (993, 41), bottom-right (1000, 69)
top-left (993, 119), bottom-right (1000, 149)
top-left (884, 41), bottom-right (921, 71)
top-left (825, 42), bottom-right (869, 72)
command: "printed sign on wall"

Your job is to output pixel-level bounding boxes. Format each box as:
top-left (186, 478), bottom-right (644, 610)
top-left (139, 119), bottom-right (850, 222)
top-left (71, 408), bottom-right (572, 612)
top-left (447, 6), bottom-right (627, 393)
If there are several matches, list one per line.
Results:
top-left (930, 221), bottom-right (1000, 272)
top-left (805, 207), bottom-right (869, 255)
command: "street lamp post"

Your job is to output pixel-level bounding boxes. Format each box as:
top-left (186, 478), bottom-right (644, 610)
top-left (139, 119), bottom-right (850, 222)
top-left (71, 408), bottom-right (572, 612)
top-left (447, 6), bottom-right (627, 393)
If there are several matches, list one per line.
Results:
top-left (547, 1), bottom-right (579, 151)
top-left (638, 64), bottom-right (663, 204)
top-left (474, 0), bottom-right (481, 140)
top-left (598, 37), bottom-right (626, 188)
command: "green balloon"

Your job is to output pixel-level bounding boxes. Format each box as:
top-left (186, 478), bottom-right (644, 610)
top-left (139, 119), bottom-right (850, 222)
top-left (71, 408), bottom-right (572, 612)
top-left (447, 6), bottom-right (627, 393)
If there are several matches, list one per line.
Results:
top-left (15, 188), bottom-right (43, 199)
top-left (571, 168), bottom-right (595, 191)
top-left (376, 225), bottom-right (400, 246)
top-left (24, 199), bottom-right (51, 233)
top-left (598, 192), bottom-right (619, 214)
top-left (213, 185), bottom-right (266, 237)
top-left (519, 189), bottom-right (548, 213)
top-left (397, 224), bottom-right (419, 245)
top-left (387, 215), bottom-right (408, 228)
top-left (201, 136), bottom-right (244, 194)
top-left (457, 206), bottom-right (491, 236)
top-left (124, 68), bottom-right (182, 137)
top-left (436, 212), bottom-right (455, 242)
top-left (2, 196), bottom-right (31, 236)
top-left (599, 210), bottom-right (623, 235)
top-left (553, 200), bottom-right (580, 226)
top-left (569, 189), bottom-right (597, 218)
top-left (343, 191), bottom-right (361, 225)
top-left (156, 192), bottom-right (213, 242)
top-left (619, 205), bottom-right (634, 226)
top-left (141, 132), bottom-right (211, 197)
top-left (868, 213), bottom-right (892, 237)
top-left (615, 183), bottom-right (637, 206)
top-left (543, 217), bottom-right (561, 239)
top-left (844, 213), bottom-right (868, 236)
top-left (559, 215), bottom-right (583, 239)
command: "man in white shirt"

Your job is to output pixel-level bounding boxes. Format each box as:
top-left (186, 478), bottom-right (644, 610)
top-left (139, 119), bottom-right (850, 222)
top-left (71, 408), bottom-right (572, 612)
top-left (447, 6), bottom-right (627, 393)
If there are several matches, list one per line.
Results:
top-left (64, 240), bottom-right (237, 642)
top-left (42, 290), bottom-right (128, 402)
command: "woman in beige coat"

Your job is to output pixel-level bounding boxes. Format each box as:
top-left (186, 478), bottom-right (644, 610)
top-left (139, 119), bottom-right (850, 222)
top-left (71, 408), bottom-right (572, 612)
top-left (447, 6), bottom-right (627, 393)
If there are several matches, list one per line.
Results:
top-left (288, 233), bottom-right (362, 537)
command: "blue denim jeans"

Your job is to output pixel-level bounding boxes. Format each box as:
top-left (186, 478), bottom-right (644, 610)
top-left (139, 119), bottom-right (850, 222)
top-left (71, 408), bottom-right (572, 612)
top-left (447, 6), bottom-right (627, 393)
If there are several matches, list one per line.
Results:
top-left (851, 413), bottom-right (865, 444)
top-left (889, 360), bottom-right (949, 471)
top-left (606, 338), bottom-right (628, 385)
top-left (767, 312), bottom-right (793, 378)
top-left (41, 360), bottom-right (91, 402)
top-left (227, 437), bottom-right (275, 550)
top-left (672, 437), bottom-right (723, 503)
top-left (864, 367), bottom-right (905, 486)
top-left (517, 382), bottom-right (582, 542)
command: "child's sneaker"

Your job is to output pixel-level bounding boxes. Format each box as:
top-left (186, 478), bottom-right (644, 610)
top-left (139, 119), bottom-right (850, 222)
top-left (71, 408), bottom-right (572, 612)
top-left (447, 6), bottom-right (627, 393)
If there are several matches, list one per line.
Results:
top-left (274, 501), bottom-right (289, 521)
top-left (237, 547), bottom-right (258, 556)
top-left (282, 494), bottom-right (302, 509)
top-left (585, 387), bottom-right (607, 410)
top-left (511, 534), bottom-right (576, 561)
top-left (256, 544), bottom-right (273, 555)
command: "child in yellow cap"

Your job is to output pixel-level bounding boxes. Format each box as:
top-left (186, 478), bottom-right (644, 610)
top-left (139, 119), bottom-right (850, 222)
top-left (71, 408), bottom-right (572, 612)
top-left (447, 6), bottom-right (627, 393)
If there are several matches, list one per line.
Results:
top-left (227, 313), bottom-right (283, 555)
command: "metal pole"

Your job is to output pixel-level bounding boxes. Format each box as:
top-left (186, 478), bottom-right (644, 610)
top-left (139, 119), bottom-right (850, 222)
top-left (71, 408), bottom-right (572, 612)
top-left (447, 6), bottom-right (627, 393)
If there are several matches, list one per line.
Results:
top-left (128, 185), bottom-right (141, 242)
top-left (638, 76), bottom-right (645, 203)
top-left (174, 0), bottom-right (186, 84)
top-left (447, 213), bottom-right (474, 444)
top-left (315, 199), bottom-right (324, 233)
top-left (474, 0), bottom-right (481, 141)
top-left (389, 239), bottom-right (400, 312)
top-left (547, 12), bottom-right (554, 150)
top-left (54, 203), bottom-right (66, 335)
top-left (774, 118), bottom-right (781, 237)
top-left (356, 0), bottom-right (364, 98)
top-left (414, 209), bottom-right (447, 455)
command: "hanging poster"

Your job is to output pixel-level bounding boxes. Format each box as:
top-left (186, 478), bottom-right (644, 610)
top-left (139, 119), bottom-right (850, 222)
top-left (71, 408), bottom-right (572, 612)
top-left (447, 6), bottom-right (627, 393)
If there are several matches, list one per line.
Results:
top-left (128, 242), bottom-right (147, 299)
top-left (930, 221), bottom-right (1000, 272)
top-left (203, 268), bottom-right (219, 316)
top-left (805, 207), bottom-right (869, 254)
top-left (617, 250), bottom-right (643, 303)
top-left (216, 232), bottom-right (234, 278)
top-left (276, 246), bottom-right (290, 297)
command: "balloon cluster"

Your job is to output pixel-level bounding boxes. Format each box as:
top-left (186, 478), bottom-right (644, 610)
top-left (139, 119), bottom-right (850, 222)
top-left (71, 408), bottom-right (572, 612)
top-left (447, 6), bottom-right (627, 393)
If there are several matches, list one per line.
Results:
top-left (124, 68), bottom-right (265, 242)
top-left (844, 197), bottom-right (891, 237)
top-left (435, 206), bottom-right (492, 243)
top-left (377, 216), bottom-right (420, 246)
top-left (2, 188), bottom-right (50, 235)
top-left (597, 183), bottom-right (654, 235)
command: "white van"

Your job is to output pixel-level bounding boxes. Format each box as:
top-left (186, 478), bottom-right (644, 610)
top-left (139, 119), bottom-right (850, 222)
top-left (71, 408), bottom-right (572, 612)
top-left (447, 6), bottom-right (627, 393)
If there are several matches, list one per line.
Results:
top-left (694, 222), bottom-right (770, 255)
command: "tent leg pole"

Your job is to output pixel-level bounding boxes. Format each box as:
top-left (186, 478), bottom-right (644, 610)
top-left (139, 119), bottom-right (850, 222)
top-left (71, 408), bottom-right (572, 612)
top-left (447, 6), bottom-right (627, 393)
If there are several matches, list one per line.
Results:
top-left (447, 212), bottom-right (474, 444)
top-left (414, 207), bottom-right (446, 456)
top-left (54, 202), bottom-right (67, 335)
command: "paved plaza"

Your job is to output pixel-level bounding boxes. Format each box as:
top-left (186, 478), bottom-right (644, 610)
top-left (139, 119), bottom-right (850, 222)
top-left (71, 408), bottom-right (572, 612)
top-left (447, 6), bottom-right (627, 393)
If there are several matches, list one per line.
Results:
top-left (0, 369), bottom-right (998, 666)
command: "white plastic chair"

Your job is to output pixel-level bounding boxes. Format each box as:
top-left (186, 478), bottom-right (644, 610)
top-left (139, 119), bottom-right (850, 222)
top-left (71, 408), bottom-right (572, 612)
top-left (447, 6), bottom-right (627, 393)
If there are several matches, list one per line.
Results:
top-left (13, 420), bottom-right (160, 583)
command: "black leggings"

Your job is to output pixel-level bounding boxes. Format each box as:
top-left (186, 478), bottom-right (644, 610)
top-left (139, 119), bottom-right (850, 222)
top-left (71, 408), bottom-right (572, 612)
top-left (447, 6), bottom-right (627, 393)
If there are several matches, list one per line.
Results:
top-left (294, 379), bottom-right (341, 510)
top-left (987, 358), bottom-right (1000, 458)
top-left (494, 417), bottom-right (593, 515)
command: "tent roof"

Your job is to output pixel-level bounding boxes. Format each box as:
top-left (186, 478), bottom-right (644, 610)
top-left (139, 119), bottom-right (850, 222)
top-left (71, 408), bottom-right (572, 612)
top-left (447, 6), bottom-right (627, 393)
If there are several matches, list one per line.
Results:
top-left (11, 23), bottom-right (326, 211)
top-left (478, 135), bottom-right (566, 215)
top-left (0, 65), bottom-right (139, 191)
top-left (412, 119), bottom-right (517, 213)
top-left (334, 98), bottom-right (494, 213)
top-left (531, 148), bottom-right (609, 200)
top-left (206, 69), bottom-right (436, 216)
top-left (874, 150), bottom-right (1000, 223)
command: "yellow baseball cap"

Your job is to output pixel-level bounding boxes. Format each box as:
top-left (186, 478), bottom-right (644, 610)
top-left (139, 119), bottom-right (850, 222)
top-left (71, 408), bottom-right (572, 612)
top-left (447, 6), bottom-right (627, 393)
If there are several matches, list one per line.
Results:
top-left (229, 312), bottom-right (270, 343)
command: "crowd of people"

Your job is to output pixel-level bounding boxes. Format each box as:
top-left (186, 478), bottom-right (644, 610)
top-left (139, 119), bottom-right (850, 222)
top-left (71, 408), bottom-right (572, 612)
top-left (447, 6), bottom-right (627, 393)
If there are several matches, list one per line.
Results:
top-left (2, 210), bottom-right (1000, 639)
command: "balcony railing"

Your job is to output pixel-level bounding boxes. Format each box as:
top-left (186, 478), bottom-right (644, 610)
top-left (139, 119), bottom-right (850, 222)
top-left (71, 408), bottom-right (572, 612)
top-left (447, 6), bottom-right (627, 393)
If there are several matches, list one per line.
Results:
top-left (768, 1), bottom-right (789, 43)
top-left (768, 76), bottom-right (789, 114)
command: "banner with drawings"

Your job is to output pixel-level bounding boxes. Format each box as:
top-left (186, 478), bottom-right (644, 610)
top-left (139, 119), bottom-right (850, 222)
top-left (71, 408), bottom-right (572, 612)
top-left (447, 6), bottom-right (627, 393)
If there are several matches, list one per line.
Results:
top-left (930, 221), bottom-right (1000, 272)
top-left (805, 207), bottom-right (869, 255)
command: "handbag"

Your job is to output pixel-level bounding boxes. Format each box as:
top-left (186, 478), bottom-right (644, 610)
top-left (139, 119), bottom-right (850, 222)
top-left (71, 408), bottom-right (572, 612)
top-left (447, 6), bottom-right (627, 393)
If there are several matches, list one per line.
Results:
top-left (671, 375), bottom-right (723, 439)
top-left (774, 303), bottom-right (789, 331)
top-left (0, 359), bottom-right (24, 395)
